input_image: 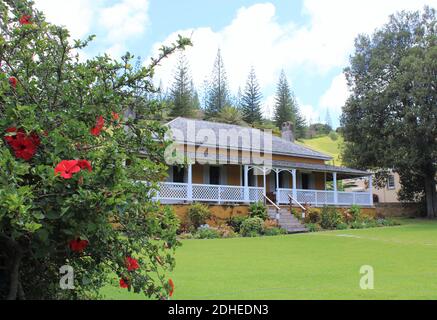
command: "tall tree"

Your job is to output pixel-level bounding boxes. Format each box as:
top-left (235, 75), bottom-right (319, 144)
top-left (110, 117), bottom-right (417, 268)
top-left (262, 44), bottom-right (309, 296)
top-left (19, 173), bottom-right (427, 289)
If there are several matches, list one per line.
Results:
top-left (169, 54), bottom-right (197, 118)
top-left (341, 7), bottom-right (437, 217)
top-left (241, 67), bottom-right (263, 124)
top-left (204, 49), bottom-right (230, 118)
top-left (273, 70), bottom-right (306, 138)
top-left (325, 109), bottom-right (333, 130)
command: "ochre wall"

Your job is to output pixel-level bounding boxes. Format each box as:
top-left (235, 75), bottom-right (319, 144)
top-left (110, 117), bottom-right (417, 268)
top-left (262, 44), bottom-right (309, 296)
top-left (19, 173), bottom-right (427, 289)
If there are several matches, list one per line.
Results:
top-left (192, 164), bottom-right (204, 184)
top-left (172, 204), bottom-right (249, 226)
top-left (227, 165), bottom-right (241, 186)
top-left (181, 145), bottom-right (326, 165)
top-left (272, 154), bottom-right (325, 165)
top-left (314, 172), bottom-right (326, 190)
top-left (375, 203), bottom-right (423, 217)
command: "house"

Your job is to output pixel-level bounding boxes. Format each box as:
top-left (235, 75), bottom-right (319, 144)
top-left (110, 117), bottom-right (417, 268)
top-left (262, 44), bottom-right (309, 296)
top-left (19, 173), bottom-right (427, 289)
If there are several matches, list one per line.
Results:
top-left (345, 170), bottom-right (401, 203)
top-left (154, 117), bottom-right (374, 212)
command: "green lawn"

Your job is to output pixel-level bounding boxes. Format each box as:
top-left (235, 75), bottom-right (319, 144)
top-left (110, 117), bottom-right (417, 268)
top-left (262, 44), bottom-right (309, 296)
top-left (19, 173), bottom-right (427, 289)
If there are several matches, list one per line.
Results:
top-left (102, 219), bottom-right (437, 300)
top-left (300, 135), bottom-right (344, 166)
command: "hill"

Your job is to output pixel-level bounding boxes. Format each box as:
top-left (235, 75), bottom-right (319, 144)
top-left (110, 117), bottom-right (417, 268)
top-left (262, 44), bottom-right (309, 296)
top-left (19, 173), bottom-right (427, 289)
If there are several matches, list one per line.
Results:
top-left (298, 135), bottom-right (344, 166)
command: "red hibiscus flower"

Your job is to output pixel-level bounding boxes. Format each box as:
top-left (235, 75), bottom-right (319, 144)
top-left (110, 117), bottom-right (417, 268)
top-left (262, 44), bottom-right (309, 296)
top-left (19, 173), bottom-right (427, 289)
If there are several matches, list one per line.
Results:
top-left (12, 138), bottom-right (38, 161)
top-left (78, 160), bottom-right (92, 172)
top-left (54, 160), bottom-right (81, 179)
top-left (19, 15), bottom-right (32, 25)
top-left (168, 279), bottom-right (175, 297)
top-left (90, 116), bottom-right (105, 136)
top-left (55, 160), bottom-right (92, 179)
top-left (119, 278), bottom-right (129, 289)
top-left (69, 238), bottom-right (89, 253)
top-left (112, 112), bottom-right (120, 121)
top-left (5, 127), bottom-right (40, 161)
top-left (125, 257), bottom-right (140, 271)
top-left (9, 77), bottom-right (17, 88)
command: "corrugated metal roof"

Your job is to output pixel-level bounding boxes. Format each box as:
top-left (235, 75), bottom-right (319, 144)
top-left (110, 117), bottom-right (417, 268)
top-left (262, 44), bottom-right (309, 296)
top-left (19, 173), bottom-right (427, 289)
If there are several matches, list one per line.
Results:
top-left (166, 117), bottom-right (332, 161)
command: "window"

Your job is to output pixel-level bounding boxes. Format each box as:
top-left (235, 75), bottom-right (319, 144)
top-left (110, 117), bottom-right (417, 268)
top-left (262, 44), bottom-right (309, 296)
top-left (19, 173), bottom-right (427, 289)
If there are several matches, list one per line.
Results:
top-left (209, 166), bottom-right (220, 185)
top-left (387, 175), bottom-right (395, 190)
top-left (173, 166), bottom-right (185, 183)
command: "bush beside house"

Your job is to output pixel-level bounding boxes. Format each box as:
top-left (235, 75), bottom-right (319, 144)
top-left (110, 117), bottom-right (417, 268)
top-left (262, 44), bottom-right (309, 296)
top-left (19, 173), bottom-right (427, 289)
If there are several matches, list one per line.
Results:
top-left (179, 202), bottom-right (286, 239)
top-left (301, 205), bottom-right (399, 232)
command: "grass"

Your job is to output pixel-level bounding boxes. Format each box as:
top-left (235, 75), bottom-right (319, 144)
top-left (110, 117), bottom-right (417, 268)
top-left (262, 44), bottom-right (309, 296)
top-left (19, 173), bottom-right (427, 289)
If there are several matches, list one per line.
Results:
top-left (299, 135), bottom-right (344, 166)
top-left (102, 219), bottom-right (437, 300)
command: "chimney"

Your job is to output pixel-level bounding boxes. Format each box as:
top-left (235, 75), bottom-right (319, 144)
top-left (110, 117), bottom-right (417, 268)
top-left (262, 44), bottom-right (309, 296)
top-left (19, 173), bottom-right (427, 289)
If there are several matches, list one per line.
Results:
top-left (281, 122), bottom-right (295, 142)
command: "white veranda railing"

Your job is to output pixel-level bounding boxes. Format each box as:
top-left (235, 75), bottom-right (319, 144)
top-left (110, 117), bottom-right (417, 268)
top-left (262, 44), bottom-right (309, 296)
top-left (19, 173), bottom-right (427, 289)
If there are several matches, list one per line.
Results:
top-left (277, 189), bottom-right (372, 206)
top-left (154, 183), bottom-right (372, 206)
top-left (155, 182), bottom-right (264, 204)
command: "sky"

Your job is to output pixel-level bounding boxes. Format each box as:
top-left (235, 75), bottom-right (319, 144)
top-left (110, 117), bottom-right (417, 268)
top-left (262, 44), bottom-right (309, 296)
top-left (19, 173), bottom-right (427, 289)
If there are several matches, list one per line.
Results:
top-left (33, 0), bottom-right (437, 128)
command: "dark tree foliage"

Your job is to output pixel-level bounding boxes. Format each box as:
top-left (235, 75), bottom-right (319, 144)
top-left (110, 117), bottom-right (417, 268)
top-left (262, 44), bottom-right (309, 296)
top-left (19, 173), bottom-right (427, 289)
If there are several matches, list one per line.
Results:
top-left (241, 67), bottom-right (263, 124)
top-left (273, 70), bottom-right (306, 138)
top-left (204, 49), bottom-right (231, 118)
top-left (169, 54), bottom-right (198, 118)
top-left (341, 6), bottom-right (437, 217)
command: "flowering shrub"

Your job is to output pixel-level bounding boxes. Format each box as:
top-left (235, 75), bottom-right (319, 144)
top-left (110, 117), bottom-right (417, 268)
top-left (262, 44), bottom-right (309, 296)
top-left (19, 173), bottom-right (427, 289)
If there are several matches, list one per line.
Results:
top-left (0, 0), bottom-right (190, 300)
top-left (240, 217), bottom-right (264, 237)
top-left (188, 203), bottom-right (211, 229)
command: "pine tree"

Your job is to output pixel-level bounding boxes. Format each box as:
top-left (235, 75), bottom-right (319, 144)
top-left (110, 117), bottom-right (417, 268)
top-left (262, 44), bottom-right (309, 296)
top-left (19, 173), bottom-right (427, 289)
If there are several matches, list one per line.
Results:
top-left (273, 70), bottom-right (306, 138)
top-left (235, 86), bottom-right (243, 110)
top-left (325, 109), bottom-right (333, 130)
top-left (274, 70), bottom-right (293, 127)
top-left (204, 49), bottom-right (230, 118)
top-left (169, 54), bottom-right (197, 118)
top-left (241, 67), bottom-right (263, 124)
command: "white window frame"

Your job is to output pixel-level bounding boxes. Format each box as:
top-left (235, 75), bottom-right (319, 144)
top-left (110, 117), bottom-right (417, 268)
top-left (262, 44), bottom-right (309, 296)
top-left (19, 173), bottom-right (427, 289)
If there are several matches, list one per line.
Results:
top-left (387, 175), bottom-right (395, 190)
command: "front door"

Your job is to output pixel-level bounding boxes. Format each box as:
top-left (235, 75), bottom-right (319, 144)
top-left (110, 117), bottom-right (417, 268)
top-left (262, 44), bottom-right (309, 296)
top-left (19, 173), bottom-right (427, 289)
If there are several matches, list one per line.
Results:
top-left (209, 166), bottom-right (220, 185)
top-left (301, 173), bottom-right (310, 190)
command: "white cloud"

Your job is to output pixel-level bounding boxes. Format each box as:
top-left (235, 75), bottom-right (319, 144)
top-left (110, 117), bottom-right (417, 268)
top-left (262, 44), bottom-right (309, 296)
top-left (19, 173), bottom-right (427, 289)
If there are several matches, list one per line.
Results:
top-left (151, 3), bottom-right (294, 94)
top-left (34, 0), bottom-right (97, 39)
top-left (34, 0), bottom-right (150, 58)
top-left (151, 0), bottom-right (434, 120)
top-left (98, 0), bottom-right (150, 58)
top-left (299, 0), bottom-right (436, 72)
top-left (299, 102), bottom-right (320, 125)
top-left (99, 0), bottom-right (150, 42)
top-left (319, 73), bottom-right (350, 115)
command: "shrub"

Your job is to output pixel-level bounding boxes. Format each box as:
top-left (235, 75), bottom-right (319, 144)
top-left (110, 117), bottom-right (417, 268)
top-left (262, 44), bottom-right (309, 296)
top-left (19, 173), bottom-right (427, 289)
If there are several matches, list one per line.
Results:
top-left (320, 206), bottom-right (342, 229)
top-left (194, 225), bottom-right (221, 239)
top-left (216, 225), bottom-right (238, 238)
top-left (240, 217), bottom-right (264, 237)
top-left (249, 202), bottom-right (268, 220)
top-left (264, 227), bottom-right (287, 236)
top-left (228, 215), bottom-right (248, 233)
top-left (188, 203), bottom-right (211, 229)
top-left (376, 218), bottom-right (400, 227)
top-left (306, 223), bottom-right (322, 232)
top-left (336, 222), bottom-right (349, 230)
top-left (263, 219), bottom-right (279, 230)
top-left (349, 205), bottom-right (362, 222)
top-left (329, 131), bottom-right (339, 141)
top-left (179, 233), bottom-right (194, 240)
top-left (305, 208), bottom-right (321, 224)
top-left (350, 221), bottom-right (366, 229)
top-left (291, 208), bottom-right (301, 220)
